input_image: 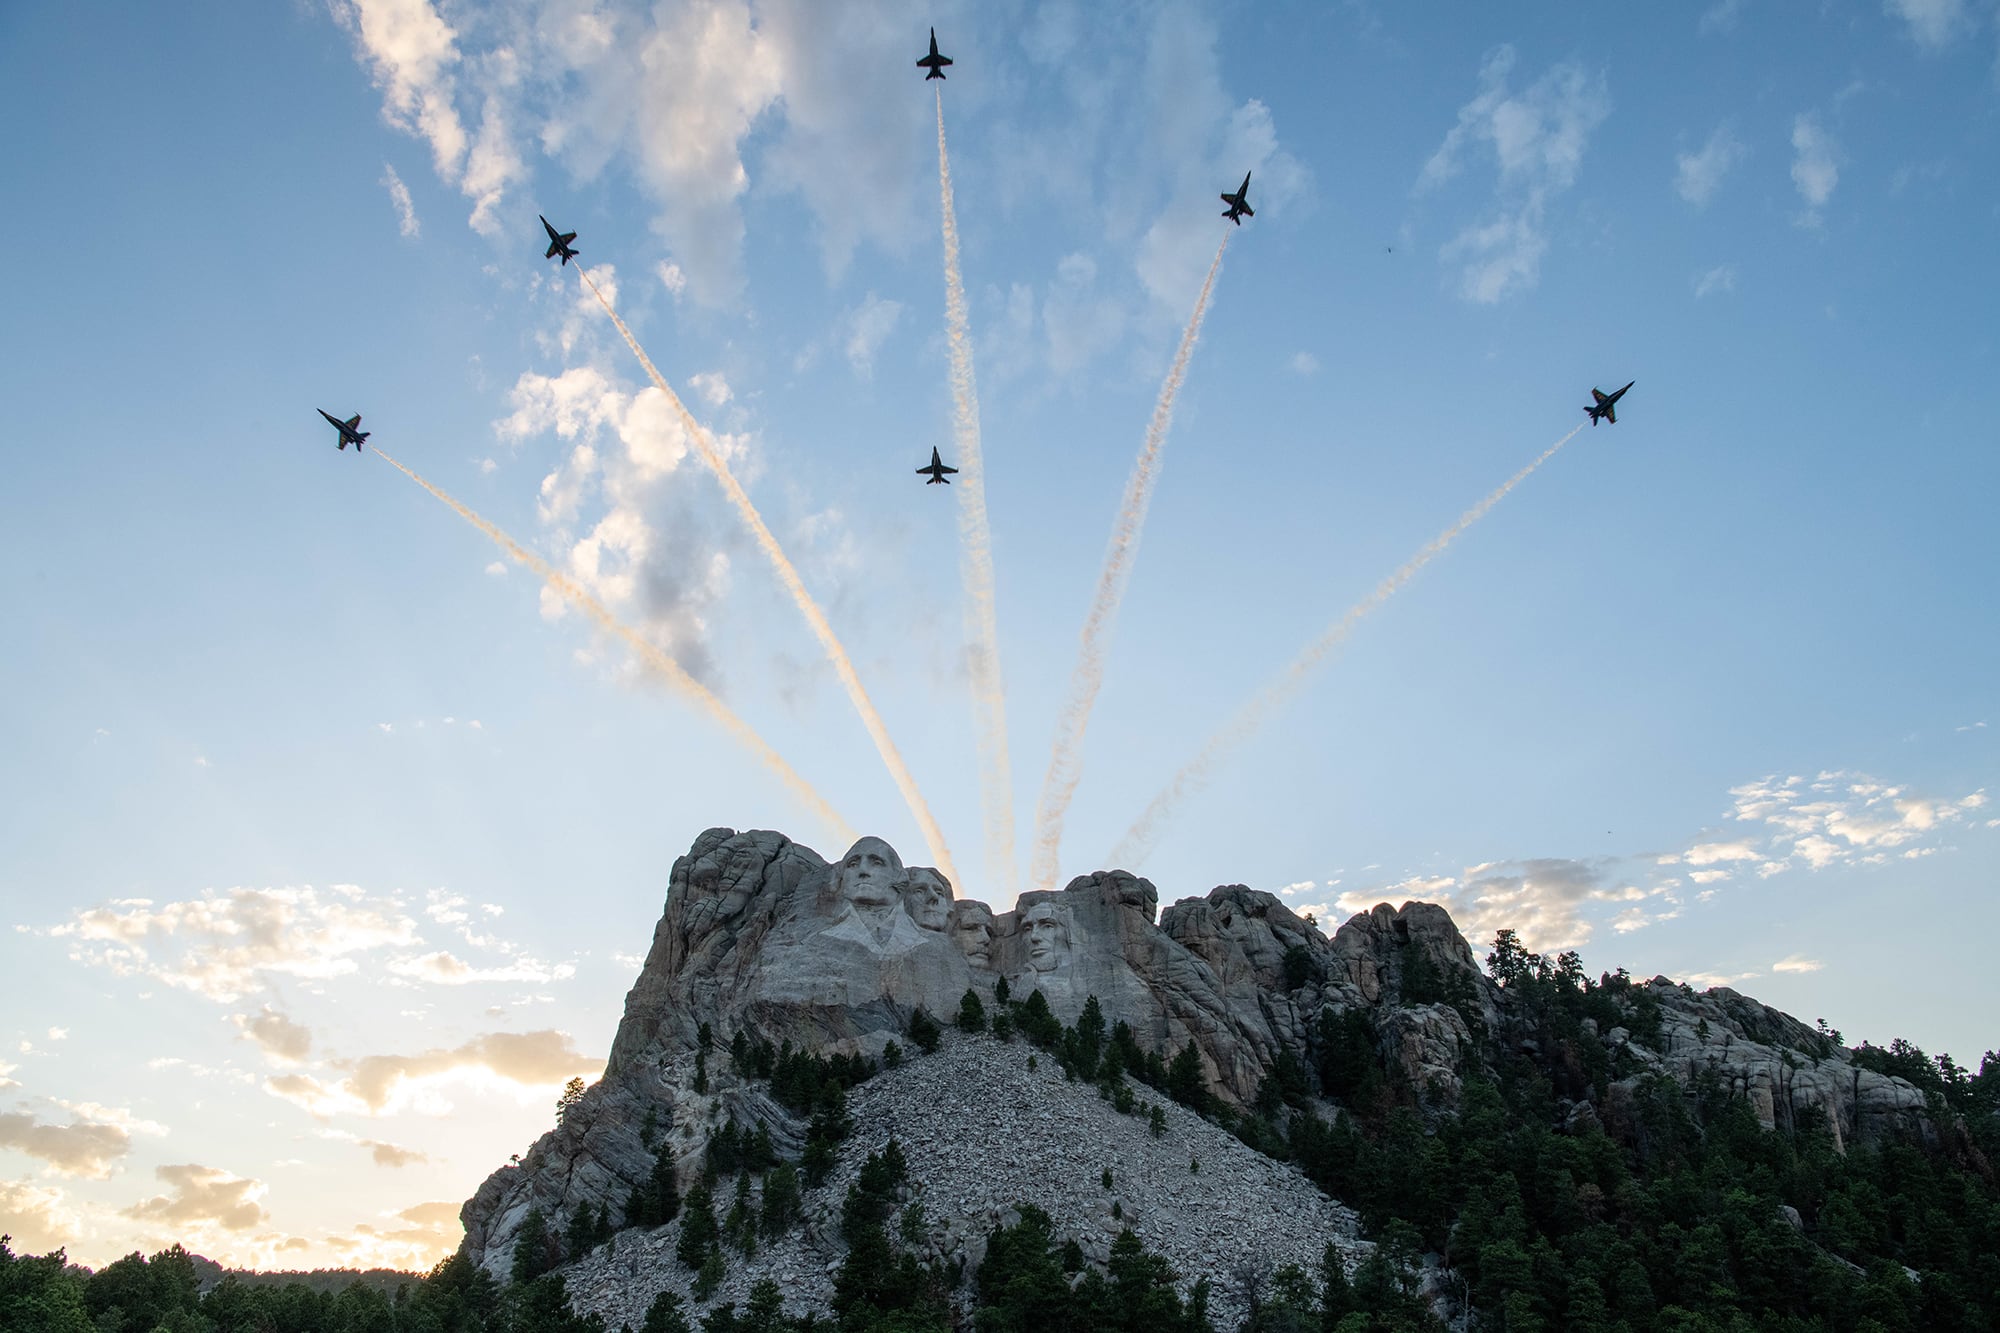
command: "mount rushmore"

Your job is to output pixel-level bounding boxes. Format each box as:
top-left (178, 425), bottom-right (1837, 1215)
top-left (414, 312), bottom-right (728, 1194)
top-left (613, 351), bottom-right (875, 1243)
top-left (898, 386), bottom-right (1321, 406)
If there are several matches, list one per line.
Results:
top-left (458, 827), bottom-right (1937, 1291)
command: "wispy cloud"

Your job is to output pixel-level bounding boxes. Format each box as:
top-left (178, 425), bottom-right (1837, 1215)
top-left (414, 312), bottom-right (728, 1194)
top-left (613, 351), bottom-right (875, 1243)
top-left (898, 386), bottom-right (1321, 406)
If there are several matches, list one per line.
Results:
top-left (1676, 126), bottom-right (1747, 206)
top-left (380, 163), bottom-right (420, 237)
top-left (264, 1029), bottom-right (598, 1117)
top-left (1699, 0), bottom-right (1747, 35)
top-left (1884, 0), bottom-right (1970, 49)
top-left (1695, 264), bottom-right (1737, 298)
top-left (314, 1199), bottom-right (462, 1271)
top-left (232, 1006), bottom-right (313, 1064)
top-left (386, 950), bottom-right (574, 985)
top-left (1728, 771), bottom-right (1986, 868)
top-left (52, 886), bottom-right (418, 1004)
top-left (843, 293), bottom-right (903, 379)
top-left (1790, 113), bottom-right (1841, 225)
top-left (1325, 767), bottom-right (1984, 955)
top-left (1419, 46), bottom-right (1611, 303)
top-left (1288, 351), bottom-right (1320, 376)
top-left (1773, 954), bottom-right (1825, 974)
top-left (332, 0), bottom-right (523, 235)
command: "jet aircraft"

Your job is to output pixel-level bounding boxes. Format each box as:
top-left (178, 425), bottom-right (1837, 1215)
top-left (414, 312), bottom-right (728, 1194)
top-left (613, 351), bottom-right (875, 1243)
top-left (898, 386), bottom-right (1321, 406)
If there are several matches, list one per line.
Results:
top-left (318, 409), bottom-right (369, 452)
top-left (540, 215), bottom-right (580, 265)
top-left (916, 446), bottom-right (958, 485)
top-left (1585, 381), bottom-right (1635, 426)
top-left (1221, 172), bottom-right (1254, 224)
top-left (917, 28), bottom-right (952, 79)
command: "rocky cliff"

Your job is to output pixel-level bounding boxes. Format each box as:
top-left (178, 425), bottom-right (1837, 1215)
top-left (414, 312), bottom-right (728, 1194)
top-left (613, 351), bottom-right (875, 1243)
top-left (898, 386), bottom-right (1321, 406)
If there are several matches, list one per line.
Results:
top-left (459, 827), bottom-right (1941, 1321)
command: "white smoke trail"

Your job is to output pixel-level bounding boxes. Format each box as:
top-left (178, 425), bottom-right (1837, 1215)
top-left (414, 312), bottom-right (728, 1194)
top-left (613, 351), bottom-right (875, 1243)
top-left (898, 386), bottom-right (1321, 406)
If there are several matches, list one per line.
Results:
top-left (1109, 423), bottom-right (1586, 867)
top-left (373, 447), bottom-right (854, 846)
top-left (935, 86), bottom-right (1017, 899)
top-left (1028, 235), bottom-right (1230, 891)
top-left (576, 269), bottom-right (957, 887)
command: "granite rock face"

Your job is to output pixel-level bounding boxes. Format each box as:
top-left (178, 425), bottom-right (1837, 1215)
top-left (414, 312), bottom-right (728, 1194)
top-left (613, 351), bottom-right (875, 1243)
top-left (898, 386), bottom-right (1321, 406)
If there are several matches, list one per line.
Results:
top-left (459, 826), bottom-right (1940, 1304)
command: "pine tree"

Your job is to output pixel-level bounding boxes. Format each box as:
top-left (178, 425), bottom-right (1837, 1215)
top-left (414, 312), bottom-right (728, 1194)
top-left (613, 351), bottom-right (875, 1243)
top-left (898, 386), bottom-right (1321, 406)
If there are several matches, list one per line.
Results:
top-left (693, 1249), bottom-right (725, 1302)
top-left (511, 1206), bottom-right (556, 1285)
top-left (555, 1076), bottom-right (587, 1125)
top-left (957, 989), bottom-right (987, 1033)
top-left (676, 1182), bottom-right (719, 1271)
top-left (760, 1162), bottom-right (801, 1237)
top-left (640, 1289), bottom-right (692, 1333)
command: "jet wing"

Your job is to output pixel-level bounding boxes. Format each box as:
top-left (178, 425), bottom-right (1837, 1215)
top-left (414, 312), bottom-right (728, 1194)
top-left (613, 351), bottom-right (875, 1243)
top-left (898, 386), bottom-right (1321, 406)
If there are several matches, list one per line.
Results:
top-left (1591, 389), bottom-right (1609, 405)
top-left (344, 415), bottom-right (363, 432)
top-left (940, 462), bottom-right (958, 474)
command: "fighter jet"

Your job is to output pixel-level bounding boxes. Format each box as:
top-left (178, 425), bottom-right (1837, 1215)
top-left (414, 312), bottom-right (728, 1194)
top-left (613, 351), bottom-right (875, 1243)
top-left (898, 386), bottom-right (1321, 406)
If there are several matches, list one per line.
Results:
top-left (1221, 172), bottom-right (1254, 225)
top-left (1585, 381), bottom-right (1635, 426)
top-left (917, 28), bottom-right (952, 80)
top-left (916, 446), bottom-right (958, 485)
top-left (539, 215), bottom-right (579, 266)
top-left (318, 409), bottom-right (369, 452)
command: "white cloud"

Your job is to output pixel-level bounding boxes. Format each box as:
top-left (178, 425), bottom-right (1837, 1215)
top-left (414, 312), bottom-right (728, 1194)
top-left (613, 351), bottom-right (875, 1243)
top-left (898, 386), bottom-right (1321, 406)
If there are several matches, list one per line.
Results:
top-left (380, 163), bottom-right (420, 237)
top-left (1685, 969), bottom-right (1759, 988)
top-left (45, 1028), bottom-right (66, 1042)
top-left (0, 1112), bottom-right (132, 1179)
top-left (1884, 0), bottom-right (1969, 49)
top-left (484, 560), bottom-right (507, 576)
top-left (48, 1102), bottom-right (167, 1138)
top-left (1773, 954), bottom-right (1825, 974)
top-left (656, 262), bottom-right (687, 299)
top-left (1695, 264), bottom-right (1737, 298)
top-left (1420, 46), bottom-right (1611, 303)
top-left (478, 457), bottom-right (498, 475)
top-left (232, 1005), bottom-right (313, 1064)
top-left (843, 293), bottom-right (903, 379)
top-left (335, 0), bottom-right (524, 236)
top-left (501, 363), bottom-right (741, 685)
top-left (1288, 351), bottom-right (1320, 376)
top-left (1700, 0), bottom-right (1747, 35)
top-left (328, 1030), bottom-right (598, 1116)
top-left (319, 1129), bottom-right (432, 1169)
top-left (1683, 840), bottom-right (1762, 866)
top-left (0, 1060), bottom-right (16, 1091)
top-left (1790, 113), bottom-right (1841, 222)
top-left (1676, 126), bottom-right (1747, 206)
top-left (122, 1163), bottom-right (267, 1232)
top-left (386, 950), bottom-right (574, 985)
top-left (52, 886), bottom-right (419, 1003)
top-left (0, 1179), bottom-right (78, 1252)
top-left (688, 371), bottom-right (733, 409)
top-left (316, 1199), bottom-right (463, 1271)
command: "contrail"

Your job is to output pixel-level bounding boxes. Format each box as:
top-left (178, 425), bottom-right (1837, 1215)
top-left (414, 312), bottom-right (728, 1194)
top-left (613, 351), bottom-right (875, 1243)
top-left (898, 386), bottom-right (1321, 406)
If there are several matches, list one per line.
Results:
top-left (576, 268), bottom-right (957, 887)
top-left (1109, 422), bottom-right (1586, 867)
top-left (1028, 234), bottom-right (1229, 892)
top-left (373, 447), bottom-right (855, 846)
top-left (935, 86), bottom-right (1017, 898)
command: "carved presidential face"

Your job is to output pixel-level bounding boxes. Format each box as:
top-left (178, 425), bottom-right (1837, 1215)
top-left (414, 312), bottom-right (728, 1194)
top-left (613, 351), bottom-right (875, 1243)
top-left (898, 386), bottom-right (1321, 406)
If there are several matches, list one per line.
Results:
top-left (949, 900), bottom-right (996, 965)
top-left (1020, 901), bottom-right (1070, 973)
top-left (902, 868), bottom-right (952, 932)
top-left (834, 837), bottom-right (906, 914)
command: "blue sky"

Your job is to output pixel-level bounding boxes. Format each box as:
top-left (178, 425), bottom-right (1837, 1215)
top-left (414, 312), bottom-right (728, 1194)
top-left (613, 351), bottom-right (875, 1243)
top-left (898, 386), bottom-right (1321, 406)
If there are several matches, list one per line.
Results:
top-left (2, 0), bottom-right (1996, 1271)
